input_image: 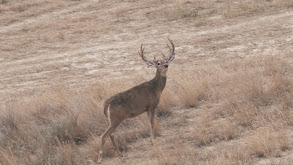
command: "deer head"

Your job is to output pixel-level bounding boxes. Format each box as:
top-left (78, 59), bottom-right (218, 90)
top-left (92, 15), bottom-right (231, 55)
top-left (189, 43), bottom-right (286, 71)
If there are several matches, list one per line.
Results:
top-left (98, 38), bottom-right (176, 163)
top-left (138, 38), bottom-right (175, 77)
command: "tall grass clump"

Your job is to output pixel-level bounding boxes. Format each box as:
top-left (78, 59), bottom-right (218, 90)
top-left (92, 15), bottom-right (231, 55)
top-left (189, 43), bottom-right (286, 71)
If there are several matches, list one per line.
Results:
top-left (219, 57), bottom-right (293, 129)
top-left (174, 69), bottom-right (212, 108)
top-left (157, 87), bottom-right (176, 118)
top-left (0, 82), bottom-right (148, 164)
top-left (248, 127), bottom-right (290, 157)
top-left (208, 143), bottom-right (252, 165)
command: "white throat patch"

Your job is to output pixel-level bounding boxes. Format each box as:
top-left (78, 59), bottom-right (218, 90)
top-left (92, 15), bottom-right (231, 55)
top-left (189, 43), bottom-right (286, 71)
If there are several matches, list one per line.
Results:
top-left (161, 71), bottom-right (167, 77)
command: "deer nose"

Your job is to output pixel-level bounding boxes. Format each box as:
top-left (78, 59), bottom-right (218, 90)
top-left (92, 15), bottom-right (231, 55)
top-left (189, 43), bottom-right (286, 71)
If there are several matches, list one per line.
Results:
top-left (164, 64), bottom-right (168, 68)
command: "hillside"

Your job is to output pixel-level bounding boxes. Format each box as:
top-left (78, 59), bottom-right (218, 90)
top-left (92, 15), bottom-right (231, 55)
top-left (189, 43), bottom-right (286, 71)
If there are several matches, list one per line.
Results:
top-left (0, 0), bottom-right (293, 164)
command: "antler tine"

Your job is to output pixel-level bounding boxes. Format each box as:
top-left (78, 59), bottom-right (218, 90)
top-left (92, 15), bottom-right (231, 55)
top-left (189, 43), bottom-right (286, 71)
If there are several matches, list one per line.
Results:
top-left (141, 44), bottom-right (145, 54)
top-left (166, 38), bottom-right (175, 63)
top-left (167, 44), bottom-right (171, 53)
top-left (138, 44), bottom-right (145, 60)
top-left (167, 38), bottom-right (175, 54)
top-left (138, 43), bottom-right (155, 66)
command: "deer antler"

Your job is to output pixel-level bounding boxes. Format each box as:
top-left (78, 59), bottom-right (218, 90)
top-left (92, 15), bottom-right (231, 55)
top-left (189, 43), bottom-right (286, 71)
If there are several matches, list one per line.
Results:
top-left (138, 44), bottom-right (155, 66)
top-left (98, 39), bottom-right (176, 163)
top-left (166, 38), bottom-right (175, 63)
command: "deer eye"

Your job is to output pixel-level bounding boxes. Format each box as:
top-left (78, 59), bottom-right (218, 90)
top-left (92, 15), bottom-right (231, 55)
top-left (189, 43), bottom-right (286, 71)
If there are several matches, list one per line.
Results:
top-left (157, 63), bottom-right (160, 65)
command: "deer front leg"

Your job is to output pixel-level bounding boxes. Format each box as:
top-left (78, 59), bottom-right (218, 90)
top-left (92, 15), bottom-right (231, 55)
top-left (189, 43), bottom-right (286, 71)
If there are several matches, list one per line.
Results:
top-left (147, 110), bottom-right (156, 145)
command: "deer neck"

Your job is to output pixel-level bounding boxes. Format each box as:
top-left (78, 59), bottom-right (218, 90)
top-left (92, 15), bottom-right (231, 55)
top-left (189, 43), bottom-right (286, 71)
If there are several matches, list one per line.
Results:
top-left (152, 69), bottom-right (167, 95)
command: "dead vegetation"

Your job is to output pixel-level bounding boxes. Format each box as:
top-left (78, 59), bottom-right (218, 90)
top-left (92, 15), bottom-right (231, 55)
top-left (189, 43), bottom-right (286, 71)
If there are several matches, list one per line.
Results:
top-left (0, 0), bottom-right (293, 164)
top-left (0, 54), bottom-right (292, 164)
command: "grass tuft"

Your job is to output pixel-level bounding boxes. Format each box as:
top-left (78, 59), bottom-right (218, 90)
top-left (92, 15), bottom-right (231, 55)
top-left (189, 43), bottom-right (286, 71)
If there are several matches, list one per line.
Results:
top-left (248, 127), bottom-right (290, 157)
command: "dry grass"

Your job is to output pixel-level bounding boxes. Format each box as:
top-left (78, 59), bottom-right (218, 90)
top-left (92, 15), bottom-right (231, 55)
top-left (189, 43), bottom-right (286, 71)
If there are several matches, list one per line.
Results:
top-left (145, 0), bottom-right (292, 23)
top-left (0, 85), bottom-right (150, 164)
top-left (1, 55), bottom-right (292, 164)
top-left (248, 127), bottom-right (290, 158)
top-left (0, 0), bottom-right (293, 164)
top-left (207, 143), bottom-right (252, 165)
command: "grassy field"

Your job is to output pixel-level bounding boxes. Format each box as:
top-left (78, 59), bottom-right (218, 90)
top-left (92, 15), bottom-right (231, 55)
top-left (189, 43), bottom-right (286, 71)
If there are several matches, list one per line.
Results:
top-left (0, 0), bottom-right (293, 164)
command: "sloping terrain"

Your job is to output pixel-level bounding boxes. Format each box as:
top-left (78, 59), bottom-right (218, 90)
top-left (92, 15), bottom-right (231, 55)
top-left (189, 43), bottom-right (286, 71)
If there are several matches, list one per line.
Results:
top-left (1, 0), bottom-right (292, 103)
top-left (0, 0), bottom-right (293, 164)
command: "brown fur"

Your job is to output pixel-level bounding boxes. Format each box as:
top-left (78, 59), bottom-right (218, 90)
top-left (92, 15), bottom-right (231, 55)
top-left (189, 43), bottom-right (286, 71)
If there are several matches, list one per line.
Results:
top-left (105, 70), bottom-right (166, 119)
top-left (98, 39), bottom-right (175, 163)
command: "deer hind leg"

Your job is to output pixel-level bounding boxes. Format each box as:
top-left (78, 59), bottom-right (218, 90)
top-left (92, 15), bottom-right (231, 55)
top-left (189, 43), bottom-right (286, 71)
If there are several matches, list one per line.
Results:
top-left (147, 110), bottom-right (156, 145)
top-left (98, 119), bottom-right (121, 163)
top-left (110, 134), bottom-right (122, 156)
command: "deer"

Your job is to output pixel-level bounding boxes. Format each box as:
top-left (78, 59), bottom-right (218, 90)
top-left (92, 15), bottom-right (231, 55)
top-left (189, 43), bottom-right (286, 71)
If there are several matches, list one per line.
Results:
top-left (98, 38), bottom-right (175, 163)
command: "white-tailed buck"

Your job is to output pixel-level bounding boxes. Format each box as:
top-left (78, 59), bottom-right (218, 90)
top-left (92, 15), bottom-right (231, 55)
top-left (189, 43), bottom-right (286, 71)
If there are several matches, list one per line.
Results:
top-left (98, 38), bottom-right (175, 163)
